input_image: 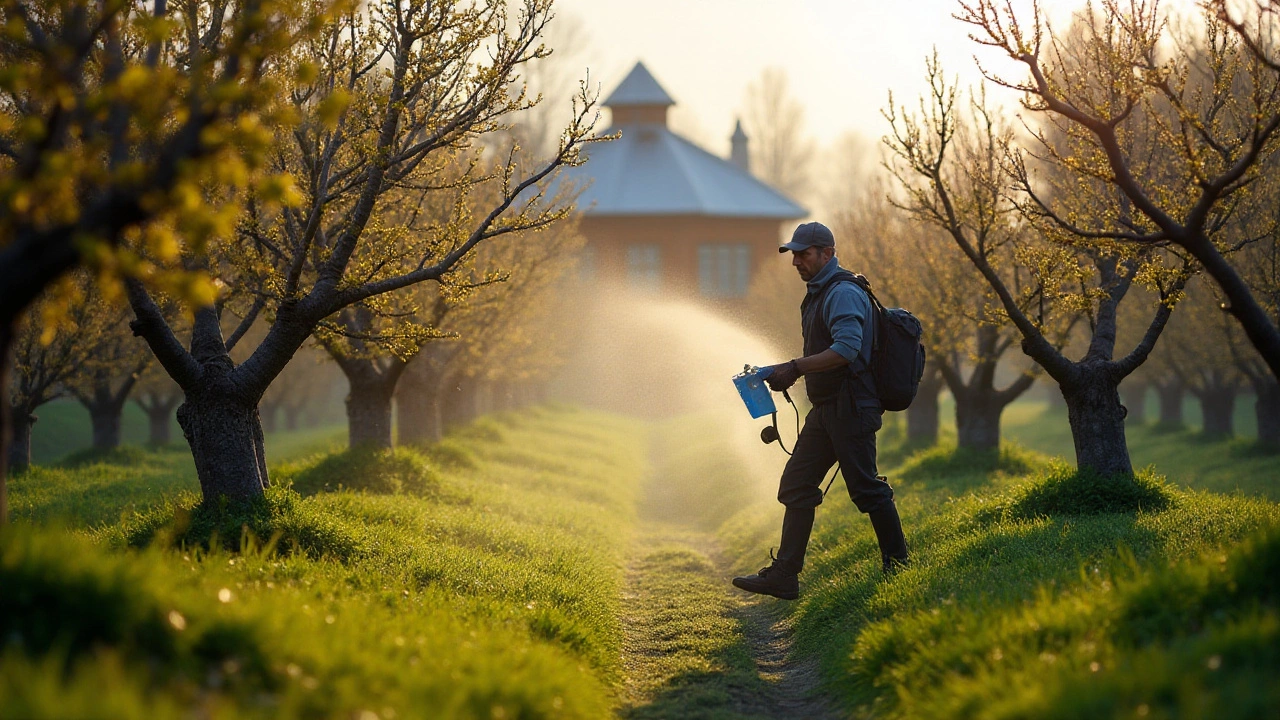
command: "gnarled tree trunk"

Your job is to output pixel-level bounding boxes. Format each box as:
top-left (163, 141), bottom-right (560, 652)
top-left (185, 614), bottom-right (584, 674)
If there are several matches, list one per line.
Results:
top-left (177, 373), bottom-right (269, 502)
top-left (906, 361), bottom-right (942, 445)
top-left (1061, 363), bottom-right (1132, 477)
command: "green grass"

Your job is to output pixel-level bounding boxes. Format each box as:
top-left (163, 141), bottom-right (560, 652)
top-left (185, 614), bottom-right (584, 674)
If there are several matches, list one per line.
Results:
top-left (9, 425), bottom-right (346, 528)
top-left (997, 399), bottom-right (1279, 501)
top-left (3, 406), bottom-right (646, 719)
top-left (719, 425), bottom-right (1280, 719)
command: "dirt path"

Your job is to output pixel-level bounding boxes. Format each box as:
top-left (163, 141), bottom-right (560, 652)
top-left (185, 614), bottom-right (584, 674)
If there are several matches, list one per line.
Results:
top-left (617, 521), bottom-right (841, 719)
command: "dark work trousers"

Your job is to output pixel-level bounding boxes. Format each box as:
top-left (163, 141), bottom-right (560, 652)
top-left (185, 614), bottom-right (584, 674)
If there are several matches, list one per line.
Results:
top-left (777, 396), bottom-right (893, 513)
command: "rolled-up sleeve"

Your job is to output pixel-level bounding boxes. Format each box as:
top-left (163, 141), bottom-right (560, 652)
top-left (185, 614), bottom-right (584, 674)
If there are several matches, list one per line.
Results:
top-left (822, 285), bottom-right (870, 363)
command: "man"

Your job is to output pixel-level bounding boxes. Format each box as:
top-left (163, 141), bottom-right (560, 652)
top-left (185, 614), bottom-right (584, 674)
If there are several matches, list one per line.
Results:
top-left (732, 221), bottom-right (908, 601)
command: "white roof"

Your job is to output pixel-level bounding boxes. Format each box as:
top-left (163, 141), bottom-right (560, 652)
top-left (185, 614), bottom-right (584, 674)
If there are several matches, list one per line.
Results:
top-left (566, 123), bottom-right (808, 219)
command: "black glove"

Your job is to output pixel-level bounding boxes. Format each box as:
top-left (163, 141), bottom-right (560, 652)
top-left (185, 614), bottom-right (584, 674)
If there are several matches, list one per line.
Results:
top-left (765, 361), bottom-right (801, 392)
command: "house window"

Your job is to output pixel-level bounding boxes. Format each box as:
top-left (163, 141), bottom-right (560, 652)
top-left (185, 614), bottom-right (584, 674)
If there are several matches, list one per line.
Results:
top-left (626, 244), bottom-right (662, 290)
top-left (698, 243), bottom-right (751, 297)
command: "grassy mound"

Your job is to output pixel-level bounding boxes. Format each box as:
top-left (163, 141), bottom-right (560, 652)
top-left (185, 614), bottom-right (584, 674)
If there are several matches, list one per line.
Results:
top-left (285, 445), bottom-right (441, 497)
top-left (973, 464), bottom-right (1174, 523)
top-left (106, 486), bottom-right (365, 562)
top-left (721, 439), bottom-right (1280, 719)
top-left (5, 406), bottom-right (645, 719)
top-left (56, 445), bottom-right (155, 469)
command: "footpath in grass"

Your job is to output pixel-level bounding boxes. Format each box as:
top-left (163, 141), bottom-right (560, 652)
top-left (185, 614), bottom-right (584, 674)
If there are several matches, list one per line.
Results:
top-left (3, 406), bottom-right (645, 719)
top-left (719, 419), bottom-right (1280, 719)
top-left (616, 415), bottom-right (840, 720)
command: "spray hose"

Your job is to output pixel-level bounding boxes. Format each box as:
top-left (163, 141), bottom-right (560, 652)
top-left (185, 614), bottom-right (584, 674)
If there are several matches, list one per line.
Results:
top-left (762, 388), bottom-right (842, 499)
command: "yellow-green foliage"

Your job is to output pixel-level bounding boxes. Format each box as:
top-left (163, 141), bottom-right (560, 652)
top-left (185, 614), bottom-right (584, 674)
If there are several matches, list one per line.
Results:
top-left (720, 439), bottom-right (1280, 719)
top-left (2, 407), bottom-right (645, 719)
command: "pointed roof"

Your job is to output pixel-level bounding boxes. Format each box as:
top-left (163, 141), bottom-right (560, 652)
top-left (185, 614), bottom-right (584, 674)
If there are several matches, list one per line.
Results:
top-left (563, 123), bottom-right (806, 219)
top-left (604, 61), bottom-right (675, 107)
top-left (731, 118), bottom-right (748, 142)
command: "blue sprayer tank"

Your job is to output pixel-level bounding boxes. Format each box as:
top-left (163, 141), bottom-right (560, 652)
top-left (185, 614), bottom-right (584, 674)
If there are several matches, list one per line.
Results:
top-left (733, 365), bottom-right (777, 419)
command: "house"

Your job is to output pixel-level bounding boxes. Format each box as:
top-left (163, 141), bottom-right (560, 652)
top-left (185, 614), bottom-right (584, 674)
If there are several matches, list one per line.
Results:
top-left (563, 61), bottom-right (807, 299)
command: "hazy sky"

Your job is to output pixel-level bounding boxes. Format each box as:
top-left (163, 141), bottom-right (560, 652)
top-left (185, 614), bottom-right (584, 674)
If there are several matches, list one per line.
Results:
top-left (550, 0), bottom-right (1199, 156)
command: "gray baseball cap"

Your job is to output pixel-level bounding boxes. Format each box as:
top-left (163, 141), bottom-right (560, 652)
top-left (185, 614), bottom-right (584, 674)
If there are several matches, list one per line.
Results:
top-left (779, 221), bottom-right (835, 253)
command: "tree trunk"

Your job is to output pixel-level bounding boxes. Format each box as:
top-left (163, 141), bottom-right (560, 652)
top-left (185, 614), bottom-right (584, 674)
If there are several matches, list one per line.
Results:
top-left (396, 366), bottom-right (444, 444)
top-left (1119, 380), bottom-right (1148, 426)
top-left (1061, 365), bottom-right (1133, 477)
top-left (177, 387), bottom-right (269, 503)
top-left (1156, 380), bottom-right (1185, 427)
top-left (89, 404), bottom-right (123, 450)
top-left (1198, 390), bottom-right (1236, 438)
top-left (6, 406), bottom-right (33, 475)
top-left (1255, 378), bottom-right (1280, 449)
top-left (283, 405), bottom-right (302, 432)
top-left (906, 363), bottom-right (942, 445)
top-left (346, 380), bottom-right (395, 448)
top-left (954, 391), bottom-right (1003, 451)
top-left (147, 405), bottom-right (172, 445)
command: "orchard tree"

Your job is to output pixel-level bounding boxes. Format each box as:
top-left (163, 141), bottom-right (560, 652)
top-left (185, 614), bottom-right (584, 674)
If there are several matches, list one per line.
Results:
top-left (71, 306), bottom-right (149, 450)
top-left (886, 58), bottom-right (1188, 477)
top-left (842, 175), bottom-right (1056, 451)
top-left (133, 367), bottom-right (182, 446)
top-left (957, 0), bottom-right (1280, 378)
top-left (0, 0), bottom-right (338, 520)
top-left (6, 276), bottom-right (100, 471)
top-left (259, 347), bottom-right (336, 433)
top-left (1166, 283), bottom-right (1246, 437)
top-left (397, 219), bottom-right (582, 443)
top-left (127, 0), bottom-right (600, 503)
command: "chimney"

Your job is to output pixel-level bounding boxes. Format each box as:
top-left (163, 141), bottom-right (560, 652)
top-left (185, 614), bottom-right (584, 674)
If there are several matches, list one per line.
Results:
top-left (730, 118), bottom-right (750, 174)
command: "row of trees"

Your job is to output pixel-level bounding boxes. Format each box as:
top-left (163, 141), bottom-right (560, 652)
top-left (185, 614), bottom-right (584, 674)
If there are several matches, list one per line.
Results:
top-left (753, 0), bottom-right (1280, 477)
top-left (0, 0), bottom-right (600, 521)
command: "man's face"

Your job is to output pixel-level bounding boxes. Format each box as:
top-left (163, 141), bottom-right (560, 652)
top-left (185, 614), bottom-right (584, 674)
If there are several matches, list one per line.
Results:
top-left (792, 246), bottom-right (833, 281)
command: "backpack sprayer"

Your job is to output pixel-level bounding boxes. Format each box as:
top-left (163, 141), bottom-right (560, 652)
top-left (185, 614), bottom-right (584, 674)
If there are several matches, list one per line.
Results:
top-left (732, 363), bottom-right (842, 496)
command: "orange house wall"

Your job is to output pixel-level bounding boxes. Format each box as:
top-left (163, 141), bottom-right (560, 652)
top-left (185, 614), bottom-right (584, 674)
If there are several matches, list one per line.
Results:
top-left (580, 215), bottom-right (792, 295)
